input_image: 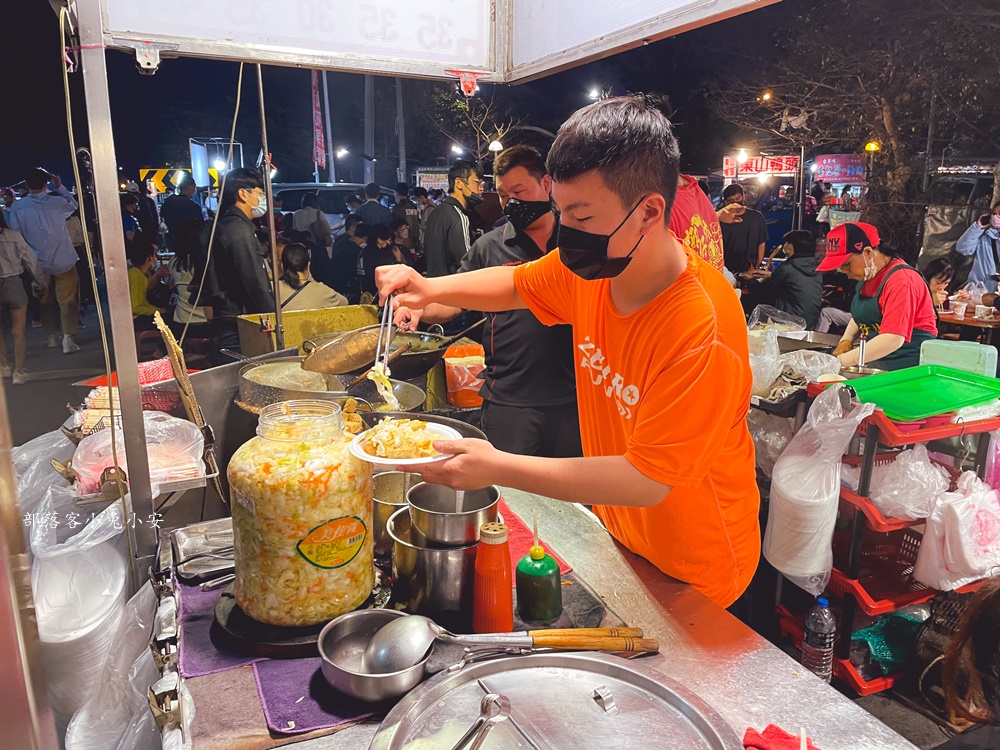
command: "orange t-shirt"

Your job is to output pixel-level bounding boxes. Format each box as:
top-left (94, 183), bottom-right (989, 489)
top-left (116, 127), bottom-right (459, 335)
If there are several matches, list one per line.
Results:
top-left (513, 243), bottom-right (760, 607)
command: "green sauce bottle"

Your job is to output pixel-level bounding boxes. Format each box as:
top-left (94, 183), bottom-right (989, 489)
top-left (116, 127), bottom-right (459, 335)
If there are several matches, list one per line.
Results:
top-left (515, 511), bottom-right (562, 621)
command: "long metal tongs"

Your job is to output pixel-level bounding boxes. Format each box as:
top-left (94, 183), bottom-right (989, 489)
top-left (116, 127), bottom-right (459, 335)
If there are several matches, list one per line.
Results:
top-left (374, 296), bottom-right (394, 374)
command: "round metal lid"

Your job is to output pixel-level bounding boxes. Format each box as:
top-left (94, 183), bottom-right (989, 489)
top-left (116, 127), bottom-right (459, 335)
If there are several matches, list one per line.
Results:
top-left (369, 652), bottom-right (742, 749)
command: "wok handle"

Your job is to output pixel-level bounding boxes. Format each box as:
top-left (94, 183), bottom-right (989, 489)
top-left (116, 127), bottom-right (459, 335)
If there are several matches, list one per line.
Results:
top-left (526, 627), bottom-right (644, 639)
top-left (442, 317), bottom-right (487, 347)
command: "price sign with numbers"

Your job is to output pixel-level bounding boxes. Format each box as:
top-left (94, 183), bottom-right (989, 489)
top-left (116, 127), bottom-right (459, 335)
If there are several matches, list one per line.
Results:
top-left (104, 0), bottom-right (492, 75)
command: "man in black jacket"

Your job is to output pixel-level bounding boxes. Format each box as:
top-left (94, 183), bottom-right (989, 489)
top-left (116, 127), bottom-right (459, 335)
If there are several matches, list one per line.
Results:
top-left (423, 160), bottom-right (483, 277)
top-left (747, 230), bottom-right (823, 329)
top-left (202, 168), bottom-right (274, 350)
top-left (161, 177), bottom-right (204, 253)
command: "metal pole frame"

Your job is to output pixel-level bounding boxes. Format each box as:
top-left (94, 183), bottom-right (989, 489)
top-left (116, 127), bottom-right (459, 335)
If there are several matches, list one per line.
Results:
top-left (322, 70), bottom-right (336, 184)
top-left (77, 0), bottom-right (158, 575)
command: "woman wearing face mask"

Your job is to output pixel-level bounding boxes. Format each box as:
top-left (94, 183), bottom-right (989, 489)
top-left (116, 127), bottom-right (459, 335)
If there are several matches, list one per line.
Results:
top-left (956, 201), bottom-right (1000, 294)
top-left (824, 222), bottom-right (937, 370)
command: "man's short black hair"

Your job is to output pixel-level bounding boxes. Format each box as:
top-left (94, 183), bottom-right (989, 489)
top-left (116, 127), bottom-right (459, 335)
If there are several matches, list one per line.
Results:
top-left (347, 195), bottom-right (362, 206)
top-left (353, 222), bottom-right (369, 239)
top-left (24, 168), bottom-right (49, 191)
top-left (722, 184), bottom-right (744, 200)
top-left (127, 243), bottom-right (156, 267)
top-left (448, 160), bottom-right (482, 193)
top-left (494, 144), bottom-right (547, 181)
top-left (344, 214), bottom-right (361, 233)
top-left (546, 95), bottom-right (680, 223)
top-left (301, 192), bottom-right (319, 209)
top-left (220, 168), bottom-right (263, 207)
top-left (364, 182), bottom-right (381, 199)
top-left (176, 175), bottom-right (197, 192)
top-left (395, 182), bottom-right (410, 196)
top-left (411, 186), bottom-right (428, 199)
top-left (782, 230), bottom-right (816, 257)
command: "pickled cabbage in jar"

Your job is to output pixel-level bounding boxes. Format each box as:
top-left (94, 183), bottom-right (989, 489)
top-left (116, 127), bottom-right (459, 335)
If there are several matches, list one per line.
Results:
top-left (228, 400), bottom-right (373, 626)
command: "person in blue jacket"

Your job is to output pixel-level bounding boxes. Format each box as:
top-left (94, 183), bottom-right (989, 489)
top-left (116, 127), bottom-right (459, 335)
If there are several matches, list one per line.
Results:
top-left (956, 201), bottom-right (1000, 293)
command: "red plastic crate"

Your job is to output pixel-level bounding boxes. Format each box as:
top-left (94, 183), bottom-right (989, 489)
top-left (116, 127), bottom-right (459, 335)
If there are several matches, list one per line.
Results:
top-left (776, 606), bottom-right (899, 695)
top-left (839, 453), bottom-right (961, 533)
top-left (834, 657), bottom-right (899, 696)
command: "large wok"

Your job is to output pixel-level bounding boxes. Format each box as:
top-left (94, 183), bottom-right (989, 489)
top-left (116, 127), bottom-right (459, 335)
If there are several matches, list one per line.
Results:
top-left (301, 318), bottom-right (485, 381)
top-left (235, 358), bottom-right (425, 415)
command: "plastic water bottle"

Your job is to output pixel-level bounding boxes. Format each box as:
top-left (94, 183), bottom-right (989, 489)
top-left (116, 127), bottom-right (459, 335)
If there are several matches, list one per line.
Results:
top-left (801, 598), bottom-right (837, 682)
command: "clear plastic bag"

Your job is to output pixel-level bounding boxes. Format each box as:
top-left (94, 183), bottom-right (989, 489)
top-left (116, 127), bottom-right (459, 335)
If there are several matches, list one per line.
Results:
top-left (30, 484), bottom-right (129, 733)
top-left (14, 429), bottom-right (75, 556)
top-left (72, 410), bottom-right (205, 495)
top-left (778, 350), bottom-right (842, 383)
top-left (749, 328), bottom-right (782, 398)
top-left (914, 471), bottom-right (1000, 591)
top-left (961, 280), bottom-right (987, 306)
top-left (764, 385), bottom-right (875, 595)
top-left (867, 445), bottom-right (950, 521)
top-left (65, 583), bottom-right (159, 750)
top-left (747, 304), bottom-right (807, 332)
top-left (747, 410), bottom-right (795, 478)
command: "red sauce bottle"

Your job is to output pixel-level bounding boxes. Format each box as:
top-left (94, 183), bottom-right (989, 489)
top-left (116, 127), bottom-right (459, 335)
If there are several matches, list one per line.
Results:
top-left (472, 522), bottom-right (513, 634)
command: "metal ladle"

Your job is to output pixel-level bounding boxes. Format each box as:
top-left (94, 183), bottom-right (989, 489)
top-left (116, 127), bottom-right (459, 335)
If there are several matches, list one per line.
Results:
top-left (361, 615), bottom-right (656, 674)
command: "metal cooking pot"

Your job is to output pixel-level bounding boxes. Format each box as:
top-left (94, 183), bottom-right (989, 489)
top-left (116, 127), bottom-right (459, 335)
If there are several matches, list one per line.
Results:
top-left (303, 318), bottom-right (485, 382)
top-left (407, 483), bottom-right (500, 547)
top-left (236, 357), bottom-right (425, 414)
top-left (387, 507), bottom-right (477, 634)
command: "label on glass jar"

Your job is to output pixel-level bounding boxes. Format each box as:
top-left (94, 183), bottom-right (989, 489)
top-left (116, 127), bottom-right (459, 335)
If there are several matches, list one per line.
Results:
top-left (296, 516), bottom-right (368, 569)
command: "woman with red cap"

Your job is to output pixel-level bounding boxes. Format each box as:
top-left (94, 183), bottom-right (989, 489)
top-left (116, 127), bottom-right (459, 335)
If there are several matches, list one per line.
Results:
top-left (820, 222), bottom-right (937, 370)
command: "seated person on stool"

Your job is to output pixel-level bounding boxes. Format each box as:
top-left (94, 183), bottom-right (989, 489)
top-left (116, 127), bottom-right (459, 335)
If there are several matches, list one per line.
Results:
top-left (128, 244), bottom-right (171, 331)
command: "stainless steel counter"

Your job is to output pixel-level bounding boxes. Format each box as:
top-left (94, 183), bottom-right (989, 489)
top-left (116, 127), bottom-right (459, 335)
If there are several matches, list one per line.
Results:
top-left (190, 490), bottom-right (915, 750)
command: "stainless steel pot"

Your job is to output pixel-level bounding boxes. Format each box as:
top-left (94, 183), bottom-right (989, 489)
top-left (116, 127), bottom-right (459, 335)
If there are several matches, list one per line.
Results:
top-left (387, 507), bottom-right (477, 634)
top-left (407, 483), bottom-right (500, 547)
top-left (318, 609), bottom-right (428, 702)
top-left (372, 471), bottom-right (412, 559)
top-left (236, 357), bottom-right (425, 414)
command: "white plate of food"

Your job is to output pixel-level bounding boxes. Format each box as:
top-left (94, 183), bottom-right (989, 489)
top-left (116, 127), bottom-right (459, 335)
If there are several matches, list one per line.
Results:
top-left (349, 418), bottom-right (463, 466)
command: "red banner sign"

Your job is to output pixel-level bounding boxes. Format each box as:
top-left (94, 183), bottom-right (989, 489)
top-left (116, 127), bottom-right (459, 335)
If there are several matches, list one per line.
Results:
top-left (311, 70), bottom-right (326, 169)
top-left (723, 155), bottom-right (799, 179)
top-left (815, 154), bottom-right (866, 182)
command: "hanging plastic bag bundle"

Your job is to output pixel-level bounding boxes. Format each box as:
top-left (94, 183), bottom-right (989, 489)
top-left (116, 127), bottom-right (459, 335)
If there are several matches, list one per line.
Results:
top-left (764, 385), bottom-right (875, 595)
top-left (747, 304), bottom-right (807, 333)
top-left (914, 471), bottom-right (1000, 591)
top-left (746, 410), bottom-right (795, 479)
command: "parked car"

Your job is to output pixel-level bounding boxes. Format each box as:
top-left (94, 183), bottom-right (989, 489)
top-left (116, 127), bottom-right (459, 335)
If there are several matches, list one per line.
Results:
top-left (271, 182), bottom-right (396, 235)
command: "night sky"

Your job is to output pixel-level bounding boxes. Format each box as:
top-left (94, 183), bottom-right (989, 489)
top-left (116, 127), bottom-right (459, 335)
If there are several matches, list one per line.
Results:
top-left (2, 1), bottom-right (788, 189)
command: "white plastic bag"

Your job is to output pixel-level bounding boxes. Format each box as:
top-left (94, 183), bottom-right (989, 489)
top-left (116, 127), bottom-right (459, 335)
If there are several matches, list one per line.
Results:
top-left (764, 385), bottom-right (875, 595)
top-left (30, 484), bottom-right (128, 734)
top-left (14, 429), bottom-right (75, 556)
top-left (748, 304), bottom-right (807, 332)
top-left (914, 472), bottom-right (1000, 591)
top-left (73, 410), bottom-right (204, 495)
top-left (65, 583), bottom-right (159, 750)
top-left (747, 410), bottom-right (795, 478)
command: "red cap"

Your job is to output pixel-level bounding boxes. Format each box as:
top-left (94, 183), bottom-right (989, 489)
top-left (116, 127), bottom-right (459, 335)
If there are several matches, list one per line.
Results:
top-left (816, 222), bottom-right (881, 272)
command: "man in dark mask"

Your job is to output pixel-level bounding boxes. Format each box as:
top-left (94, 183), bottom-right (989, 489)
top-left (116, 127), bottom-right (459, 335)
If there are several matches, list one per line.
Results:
top-left (395, 145), bottom-right (581, 457)
top-left (423, 160), bottom-right (483, 277)
top-left (377, 96), bottom-right (759, 620)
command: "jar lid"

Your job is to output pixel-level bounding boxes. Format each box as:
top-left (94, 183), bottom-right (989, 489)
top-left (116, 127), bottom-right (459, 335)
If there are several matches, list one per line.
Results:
top-left (479, 522), bottom-right (508, 545)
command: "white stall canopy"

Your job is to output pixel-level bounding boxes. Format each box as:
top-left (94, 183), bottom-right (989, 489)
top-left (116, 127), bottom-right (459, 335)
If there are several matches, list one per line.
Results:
top-left (97, 0), bottom-right (776, 81)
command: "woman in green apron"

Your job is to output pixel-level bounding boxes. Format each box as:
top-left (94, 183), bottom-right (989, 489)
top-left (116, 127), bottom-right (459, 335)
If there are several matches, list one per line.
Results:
top-left (817, 222), bottom-right (937, 371)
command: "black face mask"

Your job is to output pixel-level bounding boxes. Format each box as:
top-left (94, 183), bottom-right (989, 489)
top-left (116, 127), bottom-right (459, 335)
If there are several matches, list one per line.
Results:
top-left (464, 191), bottom-right (484, 207)
top-left (557, 197), bottom-right (646, 280)
top-left (503, 198), bottom-right (551, 232)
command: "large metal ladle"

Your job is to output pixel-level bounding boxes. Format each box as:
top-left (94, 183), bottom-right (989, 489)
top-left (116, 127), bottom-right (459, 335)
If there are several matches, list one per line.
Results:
top-left (361, 615), bottom-right (655, 674)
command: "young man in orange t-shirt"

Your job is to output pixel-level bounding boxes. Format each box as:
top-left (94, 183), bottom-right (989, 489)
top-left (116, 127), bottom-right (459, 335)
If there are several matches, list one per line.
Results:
top-left (376, 96), bottom-right (760, 614)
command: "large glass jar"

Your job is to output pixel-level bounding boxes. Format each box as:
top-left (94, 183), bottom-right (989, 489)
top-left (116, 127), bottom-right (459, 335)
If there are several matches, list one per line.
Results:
top-left (228, 400), bottom-right (373, 626)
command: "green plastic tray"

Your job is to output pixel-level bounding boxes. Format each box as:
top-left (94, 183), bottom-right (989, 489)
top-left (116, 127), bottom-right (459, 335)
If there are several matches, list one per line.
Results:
top-left (848, 365), bottom-right (1000, 422)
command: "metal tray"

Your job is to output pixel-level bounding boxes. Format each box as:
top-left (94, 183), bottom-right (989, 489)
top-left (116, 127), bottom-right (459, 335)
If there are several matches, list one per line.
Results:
top-left (369, 652), bottom-right (741, 750)
top-left (171, 518), bottom-right (234, 582)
